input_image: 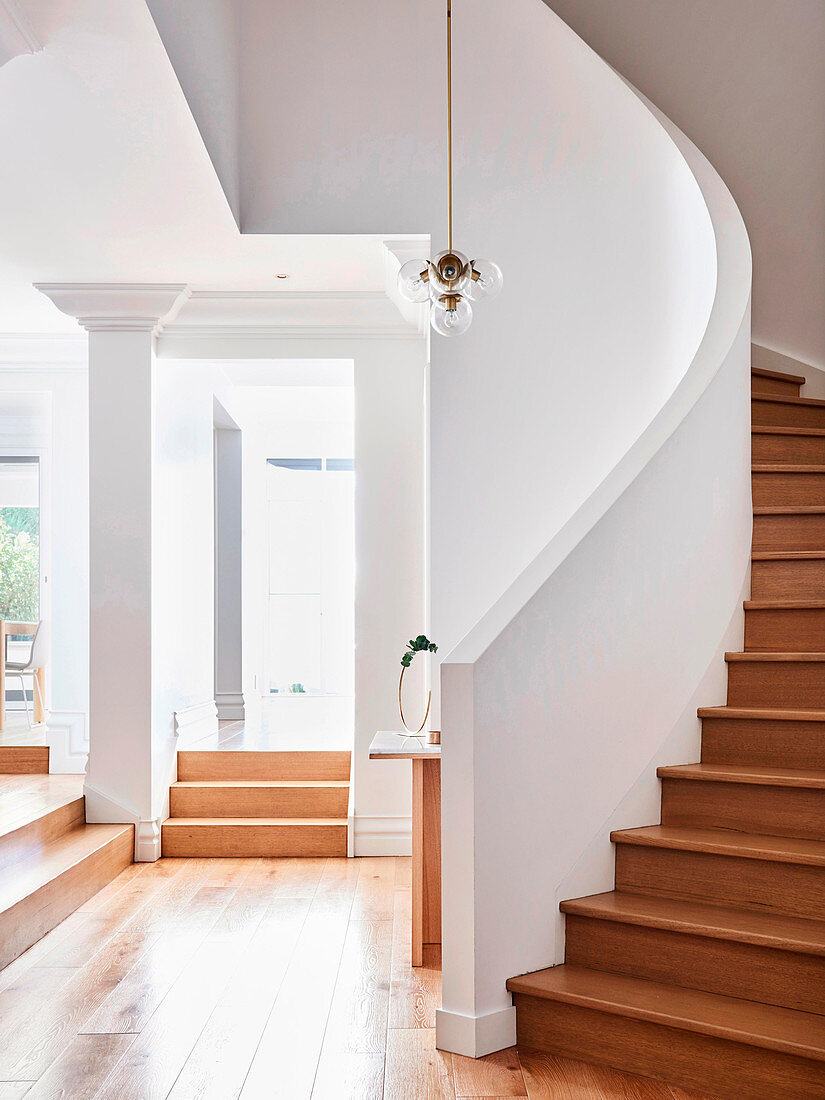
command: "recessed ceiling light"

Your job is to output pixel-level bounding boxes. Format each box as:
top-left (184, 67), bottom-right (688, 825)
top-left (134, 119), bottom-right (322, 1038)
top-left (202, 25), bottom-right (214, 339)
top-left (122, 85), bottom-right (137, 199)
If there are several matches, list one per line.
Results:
top-left (274, 273), bottom-right (290, 279)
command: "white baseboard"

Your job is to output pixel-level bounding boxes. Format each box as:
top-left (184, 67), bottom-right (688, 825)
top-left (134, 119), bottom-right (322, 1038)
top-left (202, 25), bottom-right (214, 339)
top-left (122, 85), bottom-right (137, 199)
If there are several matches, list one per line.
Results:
top-left (83, 780), bottom-right (161, 862)
top-left (435, 1005), bottom-right (517, 1058)
top-left (174, 699), bottom-right (219, 748)
top-left (215, 692), bottom-right (245, 721)
top-left (44, 710), bottom-right (89, 774)
top-left (352, 814), bottom-right (412, 856)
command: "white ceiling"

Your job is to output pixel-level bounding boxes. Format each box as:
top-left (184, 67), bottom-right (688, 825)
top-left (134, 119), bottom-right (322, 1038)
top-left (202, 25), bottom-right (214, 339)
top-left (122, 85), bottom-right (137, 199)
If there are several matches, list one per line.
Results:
top-left (0, 0), bottom-right (413, 334)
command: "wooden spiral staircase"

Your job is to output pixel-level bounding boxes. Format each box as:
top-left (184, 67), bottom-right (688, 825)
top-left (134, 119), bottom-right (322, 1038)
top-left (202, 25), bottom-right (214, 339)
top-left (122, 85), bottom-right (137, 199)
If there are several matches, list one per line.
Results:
top-left (507, 363), bottom-right (825, 1099)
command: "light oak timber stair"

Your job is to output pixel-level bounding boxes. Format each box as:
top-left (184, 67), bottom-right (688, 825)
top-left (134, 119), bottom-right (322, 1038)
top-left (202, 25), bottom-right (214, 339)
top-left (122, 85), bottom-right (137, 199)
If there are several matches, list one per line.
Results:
top-left (751, 365), bottom-right (804, 397)
top-left (752, 393), bottom-right (825, 430)
top-left (0, 745), bottom-right (49, 774)
top-left (752, 429), bottom-right (825, 464)
top-left (0, 774), bottom-right (133, 971)
top-left (163, 749), bottom-right (350, 856)
top-left (507, 363), bottom-right (825, 1097)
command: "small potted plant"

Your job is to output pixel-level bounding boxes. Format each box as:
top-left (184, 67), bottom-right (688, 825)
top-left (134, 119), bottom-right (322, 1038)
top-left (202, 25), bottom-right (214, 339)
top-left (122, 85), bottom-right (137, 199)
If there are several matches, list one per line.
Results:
top-left (399, 634), bottom-right (438, 735)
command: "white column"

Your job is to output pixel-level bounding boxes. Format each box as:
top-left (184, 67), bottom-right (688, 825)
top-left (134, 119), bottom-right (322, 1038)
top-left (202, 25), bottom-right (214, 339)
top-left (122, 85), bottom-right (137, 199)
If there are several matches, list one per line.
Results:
top-left (34, 284), bottom-right (187, 860)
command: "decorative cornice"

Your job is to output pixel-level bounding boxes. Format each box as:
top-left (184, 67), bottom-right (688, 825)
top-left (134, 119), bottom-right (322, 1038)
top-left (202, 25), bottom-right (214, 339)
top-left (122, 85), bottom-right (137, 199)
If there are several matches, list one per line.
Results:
top-left (33, 283), bottom-right (190, 335)
top-left (0, 0), bottom-right (41, 66)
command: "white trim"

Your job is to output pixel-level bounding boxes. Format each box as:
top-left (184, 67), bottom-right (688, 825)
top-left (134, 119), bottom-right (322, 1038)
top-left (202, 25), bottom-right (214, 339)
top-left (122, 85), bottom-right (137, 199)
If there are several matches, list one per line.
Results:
top-left (435, 1006), bottom-right (517, 1058)
top-left (82, 781), bottom-right (160, 861)
top-left (352, 814), bottom-right (411, 856)
top-left (161, 325), bottom-right (421, 340)
top-left (45, 710), bottom-right (88, 774)
top-left (215, 691), bottom-right (245, 721)
top-left (0, 334), bottom-right (86, 367)
top-left (174, 699), bottom-right (218, 748)
top-left (33, 284), bottom-right (190, 335)
top-left (0, 0), bottom-right (41, 63)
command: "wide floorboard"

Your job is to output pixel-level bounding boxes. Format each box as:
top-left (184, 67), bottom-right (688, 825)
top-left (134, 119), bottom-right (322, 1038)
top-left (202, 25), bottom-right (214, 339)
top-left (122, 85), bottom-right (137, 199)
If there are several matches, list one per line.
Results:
top-left (0, 855), bottom-right (716, 1098)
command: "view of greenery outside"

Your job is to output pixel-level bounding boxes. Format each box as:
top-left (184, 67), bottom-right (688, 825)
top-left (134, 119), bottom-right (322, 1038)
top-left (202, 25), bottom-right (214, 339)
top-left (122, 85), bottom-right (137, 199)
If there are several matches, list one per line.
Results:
top-left (0, 508), bottom-right (39, 620)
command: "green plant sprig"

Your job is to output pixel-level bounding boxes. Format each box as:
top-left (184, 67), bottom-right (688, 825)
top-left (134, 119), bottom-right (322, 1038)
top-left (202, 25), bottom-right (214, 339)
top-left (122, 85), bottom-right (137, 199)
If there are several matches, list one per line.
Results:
top-left (401, 634), bottom-right (438, 668)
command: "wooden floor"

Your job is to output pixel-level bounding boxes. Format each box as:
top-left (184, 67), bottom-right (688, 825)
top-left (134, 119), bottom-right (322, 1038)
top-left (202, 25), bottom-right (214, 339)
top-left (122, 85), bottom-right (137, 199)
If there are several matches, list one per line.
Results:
top-left (0, 854), bottom-right (714, 1099)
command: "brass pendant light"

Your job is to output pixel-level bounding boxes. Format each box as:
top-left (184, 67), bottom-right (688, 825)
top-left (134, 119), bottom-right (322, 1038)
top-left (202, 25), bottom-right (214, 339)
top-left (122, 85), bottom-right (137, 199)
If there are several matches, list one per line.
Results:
top-left (397, 0), bottom-right (503, 336)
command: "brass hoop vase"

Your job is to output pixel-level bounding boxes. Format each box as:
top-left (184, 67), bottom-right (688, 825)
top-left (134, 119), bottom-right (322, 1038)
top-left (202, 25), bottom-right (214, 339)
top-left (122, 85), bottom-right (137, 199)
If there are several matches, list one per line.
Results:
top-left (398, 663), bottom-right (432, 735)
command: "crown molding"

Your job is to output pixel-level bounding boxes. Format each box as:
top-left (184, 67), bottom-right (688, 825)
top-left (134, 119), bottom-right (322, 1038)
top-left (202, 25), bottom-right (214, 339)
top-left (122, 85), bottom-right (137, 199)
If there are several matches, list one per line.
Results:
top-left (0, 0), bottom-right (41, 66)
top-left (33, 283), bottom-right (190, 334)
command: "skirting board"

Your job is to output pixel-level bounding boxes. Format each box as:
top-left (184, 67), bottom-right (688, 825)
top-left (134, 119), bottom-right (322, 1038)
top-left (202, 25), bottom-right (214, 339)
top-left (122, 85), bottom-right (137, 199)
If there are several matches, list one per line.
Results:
top-left (44, 710), bottom-right (88, 774)
top-left (215, 692), bottom-right (245, 722)
top-left (83, 780), bottom-right (160, 861)
top-left (435, 1005), bottom-right (517, 1058)
top-left (174, 699), bottom-right (219, 748)
top-left (353, 814), bottom-right (412, 857)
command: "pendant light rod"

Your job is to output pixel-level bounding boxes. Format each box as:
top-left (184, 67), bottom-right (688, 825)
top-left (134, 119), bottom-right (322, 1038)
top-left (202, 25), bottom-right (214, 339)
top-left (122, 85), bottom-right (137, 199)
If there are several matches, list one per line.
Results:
top-left (447, 0), bottom-right (453, 252)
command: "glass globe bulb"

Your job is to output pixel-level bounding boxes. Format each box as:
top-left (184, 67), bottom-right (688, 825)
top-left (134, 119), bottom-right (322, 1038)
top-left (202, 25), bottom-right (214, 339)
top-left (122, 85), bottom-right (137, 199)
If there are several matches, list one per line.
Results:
top-left (430, 296), bottom-right (473, 337)
top-left (466, 259), bottom-right (504, 301)
top-left (430, 249), bottom-right (472, 295)
top-left (397, 259), bottom-right (431, 304)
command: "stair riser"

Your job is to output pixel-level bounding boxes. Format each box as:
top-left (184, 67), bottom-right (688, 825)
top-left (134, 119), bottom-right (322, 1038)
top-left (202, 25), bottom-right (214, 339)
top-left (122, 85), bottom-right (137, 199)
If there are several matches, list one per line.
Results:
top-left (161, 822), bottom-right (347, 857)
top-left (752, 435), bottom-right (825, 464)
top-left (745, 607), bottom-right (825, 651)
top-left (753, 400), bottom-right (825, 430)
top-left (616, 844), bottom-right (825, 920)
top-left (0, 747), bottom-right (49, 774)
top-left (752, 513), bottom-right (825, 552)
top-left (701, 717), bottom-right (825, 769)
top-left (511, 995), bottom-right (825, 1100)
top-left (727, 661), bottom-right (825, 708)
top-left (751, 559), bottom-right (825, 599)
top-left (0, 826), bottom-right (133, 971)
top-left (177, 751), bottom-right (351, 782)
top-left (0, 797), bottom-right (85, 873)
top-left (662, 778), bottom-right (825, 842)
top-left (752, 473), bottom-right (825, 507)
top-left (565, 915), bottom-right (825, 1015)
top-left (752, 377), bottom-right (802, 398)
top-left (169, 786), bottom-right (348, 818)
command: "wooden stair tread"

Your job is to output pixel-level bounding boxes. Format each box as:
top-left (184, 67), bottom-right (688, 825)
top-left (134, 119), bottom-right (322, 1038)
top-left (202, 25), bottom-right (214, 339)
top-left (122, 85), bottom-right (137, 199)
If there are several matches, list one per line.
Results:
top-left (751, 551), bottom-right (825, 560)
top-left (698, 705), bottom-right (825, 721)
top-left (752, 464), bottom-right (825, 472)
top-left (560, 890), bottom-right (825, 955)
top-left (170, 780), bottom-right (349, 789)
top-left (753, 394), bottom-right (825, 409)
top-left (163, 817), bottom-right (346, 826)
top-left (0, 823), bottom-right (132, 912)
top-left (725, 650), bottom-right (825, 662)
top-left (752, 366), bottom-right (806, 385)
top-left (752, 427), bottom-right (825, 437)
top-left (744, 600), bottom-right (825, 609)
top-left (752, 505), bottom-right (825, 514)
top-left (0, 775), bottom-right (83, 841)
top-left (658, 762), bottom-right (825, 789)
top-left (506, 964), bottom-right (825, 1061)
top-left (611, 824), bottom-right (825, 867)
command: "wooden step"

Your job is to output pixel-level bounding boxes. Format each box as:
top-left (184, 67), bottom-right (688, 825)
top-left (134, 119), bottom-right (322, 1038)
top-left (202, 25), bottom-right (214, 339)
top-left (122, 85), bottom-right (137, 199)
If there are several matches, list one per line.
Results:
top-left (0, 780), bottom-right (85, 872)
top-left (752, 466), bottom-right (825, 507)
top-left (613, 825), bottom-right (825, 919)
top-left (0, 822), bottom-right (133, 971)
top-left (562, 890), bottom-right (825, 1014)
top-left (745, 600), bottom-right (825, 651)
top-left (699, 706), bottom-right (825, 769)
top-left (752, 428), bottom-right (825, 465)
top-left (753, 394), bottom-right (825, 430)
top-left (751, 551), bottom-right (825, 599)
top-left (169, 780), bottom-right (349, 818)
top-left (506, 964), bottom-right (825, 1100)
top-left (752, 507), bottom-right (825, 552)
top-left (751, 366), bottom-right (804, 398)
top-left (726, 651), bottom-right (825, 708)
top-left (659, 762), bottom-right (825, 841)
top-left (0, 746), bottom-right (49, 774)
top-left (176, 750), bottom-right (351, 782)
top-left (161, 817), bottom-right (347, 857)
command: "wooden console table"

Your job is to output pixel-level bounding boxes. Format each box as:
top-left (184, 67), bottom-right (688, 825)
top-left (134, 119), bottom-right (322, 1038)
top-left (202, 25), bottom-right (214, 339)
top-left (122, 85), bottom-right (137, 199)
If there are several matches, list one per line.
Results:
top-left (370, 731), bottom-right (441, 966)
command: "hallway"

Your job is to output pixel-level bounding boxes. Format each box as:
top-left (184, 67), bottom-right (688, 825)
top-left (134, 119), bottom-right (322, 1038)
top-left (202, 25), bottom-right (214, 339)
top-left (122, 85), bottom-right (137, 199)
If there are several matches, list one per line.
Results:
top-left (0, 854), bottom-right (711, 1098)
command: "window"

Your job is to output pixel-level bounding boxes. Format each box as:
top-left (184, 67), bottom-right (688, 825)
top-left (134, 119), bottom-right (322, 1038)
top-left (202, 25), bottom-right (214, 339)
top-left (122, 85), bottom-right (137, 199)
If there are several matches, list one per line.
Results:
top-left (0, 457), bottom-right (40, 622)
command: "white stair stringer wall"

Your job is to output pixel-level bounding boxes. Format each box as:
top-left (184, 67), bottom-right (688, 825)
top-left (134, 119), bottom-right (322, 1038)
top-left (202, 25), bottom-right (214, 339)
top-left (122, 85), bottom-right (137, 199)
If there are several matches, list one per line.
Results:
top-left (432, 1), bottom-right (752, 1059)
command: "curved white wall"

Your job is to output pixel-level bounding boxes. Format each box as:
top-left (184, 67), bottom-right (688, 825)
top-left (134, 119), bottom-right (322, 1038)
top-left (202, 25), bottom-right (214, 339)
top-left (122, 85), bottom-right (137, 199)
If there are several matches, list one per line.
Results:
top-left (433, 0), bottom-right (752, 1058)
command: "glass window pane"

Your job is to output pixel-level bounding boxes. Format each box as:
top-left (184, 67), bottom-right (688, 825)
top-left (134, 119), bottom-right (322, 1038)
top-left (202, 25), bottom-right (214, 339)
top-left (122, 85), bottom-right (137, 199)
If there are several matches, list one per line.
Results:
top-left (0, 458), bottom-right (40, 622)
top-left (267, 594), bottom-right (321, 694)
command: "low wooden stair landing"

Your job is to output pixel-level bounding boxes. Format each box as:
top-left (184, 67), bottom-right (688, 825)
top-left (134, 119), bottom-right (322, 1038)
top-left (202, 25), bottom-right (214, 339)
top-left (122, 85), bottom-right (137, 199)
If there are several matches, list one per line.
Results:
top-left (0, 748), bottom-right (133, 972)
top-left (162, 749), bottom-right (350, 857)
top-left (507, 363), bottom-right (825, 1098)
